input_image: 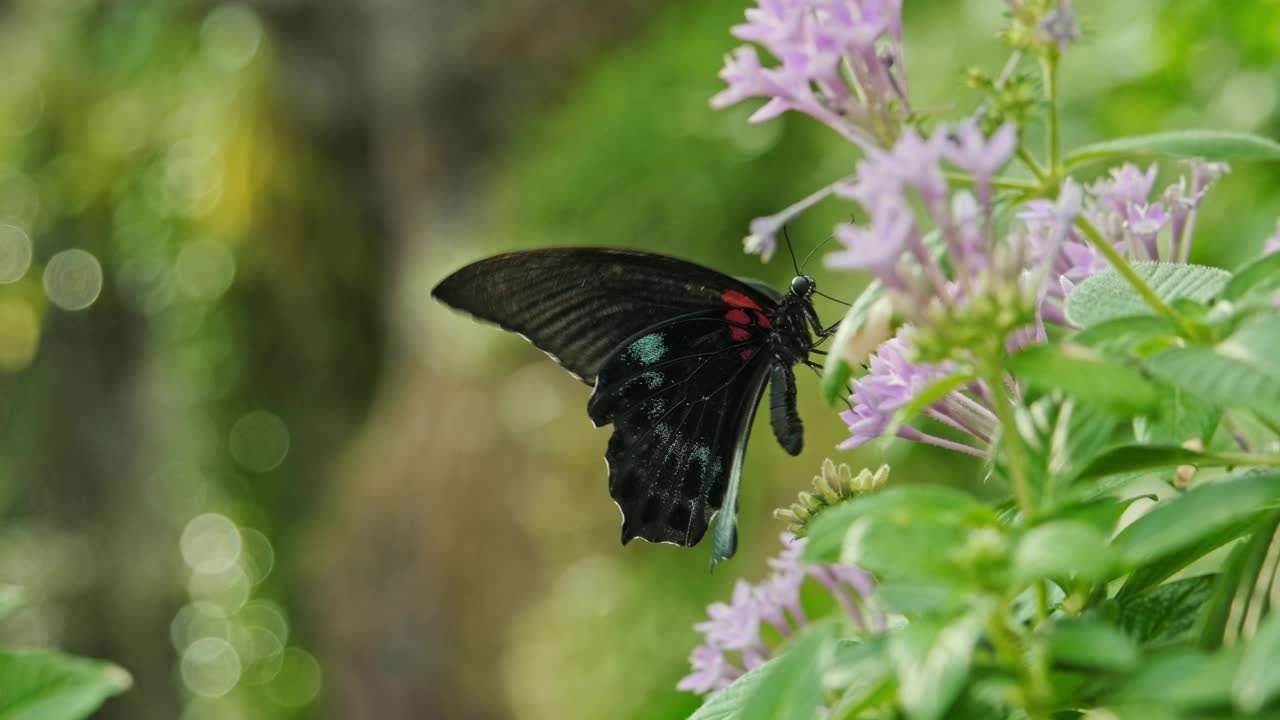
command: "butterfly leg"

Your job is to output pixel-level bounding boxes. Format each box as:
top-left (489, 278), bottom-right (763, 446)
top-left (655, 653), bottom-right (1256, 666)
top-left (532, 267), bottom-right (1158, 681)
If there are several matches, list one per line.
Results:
top-left (802, 360), bottom-right (855, 411)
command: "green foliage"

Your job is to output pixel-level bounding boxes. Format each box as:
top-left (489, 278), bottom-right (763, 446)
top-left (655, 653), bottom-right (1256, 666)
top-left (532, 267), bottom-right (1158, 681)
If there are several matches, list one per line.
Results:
top-left (1065, 263), bottom-right (1232, 328)
top-left (0, 650), bottom-right (130, 720)
top-left (1064, 130), bottom-right (1280, 169)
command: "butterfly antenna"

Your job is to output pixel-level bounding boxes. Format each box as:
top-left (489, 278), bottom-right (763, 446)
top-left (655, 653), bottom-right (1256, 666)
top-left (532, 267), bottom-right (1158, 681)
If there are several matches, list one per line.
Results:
top-left (815, 289), bottom-right (851, 306)
top-left (783, 226), bottom-right (801, 275)
top-left (798, 234), bottom-right (836, 272)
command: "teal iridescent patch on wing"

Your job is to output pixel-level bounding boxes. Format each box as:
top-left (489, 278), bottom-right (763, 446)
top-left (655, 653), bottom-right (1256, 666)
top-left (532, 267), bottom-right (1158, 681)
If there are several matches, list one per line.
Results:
top-left (627, 333), bottom-right (666, 365)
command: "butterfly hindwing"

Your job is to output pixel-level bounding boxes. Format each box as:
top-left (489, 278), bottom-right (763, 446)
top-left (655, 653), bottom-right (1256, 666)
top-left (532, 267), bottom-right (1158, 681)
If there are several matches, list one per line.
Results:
top-left (587, 309), bottom-right (774, 560)
top-left (431, 248), bottom-right (779, 382)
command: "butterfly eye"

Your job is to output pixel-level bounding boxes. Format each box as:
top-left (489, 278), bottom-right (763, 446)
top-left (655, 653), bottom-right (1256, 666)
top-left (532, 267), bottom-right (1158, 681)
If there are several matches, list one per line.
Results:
top-left (790, 275), bottom-right (816, 297)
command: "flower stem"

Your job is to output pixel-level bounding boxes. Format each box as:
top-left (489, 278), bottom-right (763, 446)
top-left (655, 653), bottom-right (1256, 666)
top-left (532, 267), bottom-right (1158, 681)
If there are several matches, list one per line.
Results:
top-left (987, 369), bottom-right (1036, 521)
top-left (944, 172), bottom-right (1040, 193)
top-left (1016, 147), bottom-right (1049, 184)
top-left (1074, 216), bottom-right (1179, 321)
top-left (1039, 49), bottom-right (1061, 181)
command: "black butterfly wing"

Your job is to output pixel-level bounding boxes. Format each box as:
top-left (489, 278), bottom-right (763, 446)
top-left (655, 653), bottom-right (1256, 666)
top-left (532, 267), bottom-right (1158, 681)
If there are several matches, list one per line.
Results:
top-left (431, 248), bottom-right (780, 382)
top-left (586, 310), bottom-right (775, 565)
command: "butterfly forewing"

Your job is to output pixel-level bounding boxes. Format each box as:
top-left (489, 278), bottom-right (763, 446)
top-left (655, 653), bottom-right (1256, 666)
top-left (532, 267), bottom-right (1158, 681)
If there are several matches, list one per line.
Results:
top-left (587, 310), bottom-right (773, 558)
top-left (430, 248), bottom-right (780, 382)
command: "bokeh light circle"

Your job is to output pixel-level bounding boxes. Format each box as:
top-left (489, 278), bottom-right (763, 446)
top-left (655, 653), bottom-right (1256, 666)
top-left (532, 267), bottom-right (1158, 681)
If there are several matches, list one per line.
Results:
top-left (238, 528), bottom-right (275, 585)
top-left (181, 636), bottom-right (242, 698)
top-left (266, 648), bottom-right (322, 707)
top-left (180, 513), bottom-right (242, 574)
top-left (228, 411), bottom-right (289, 472)
top-left (175, 240), bottom-right (235, 301)
top-left (201, 4), bottom-right (264, 71)
top-left (42, 249), bottom-right (103, 310)
top-left (0, 225), bottom-right (32, 283)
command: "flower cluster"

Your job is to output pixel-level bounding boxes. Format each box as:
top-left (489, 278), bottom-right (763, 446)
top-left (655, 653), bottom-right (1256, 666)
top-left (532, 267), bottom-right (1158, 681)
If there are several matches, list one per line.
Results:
top-left (678, 533), bottom-right (878, 696)
top-left (839, 334), bottom-right (998, 455)
top-left (1026, 160), bottom-right (1230, 324)
top-left (713, 0), bottom-right (907, 149)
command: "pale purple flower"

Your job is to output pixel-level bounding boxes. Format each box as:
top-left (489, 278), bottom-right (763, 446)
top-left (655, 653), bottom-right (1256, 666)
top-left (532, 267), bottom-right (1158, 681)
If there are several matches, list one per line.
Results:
top-left (677, 643), bottom-right (742, 694)
top-left (828, 200), bottom-right (915, 287)
top-left (837, 333), bottom-right (995, 456)
top-left (679, 533), bottom-right (878, 698)
top-left (696, 579), bottom-right (765, 653)
top-left (1090, 163), bottom-right (1157, 215)
top-left (1125, 202), bottom-right (1168, 260)
top-left (712, 0), bottom-right (908, 148)
top-left (943, 122), bottom-right (1017, 206)
top-left (1041, 0), bottom-right (1081, 50)
top-left (827, 128), bottom-right (954, 300)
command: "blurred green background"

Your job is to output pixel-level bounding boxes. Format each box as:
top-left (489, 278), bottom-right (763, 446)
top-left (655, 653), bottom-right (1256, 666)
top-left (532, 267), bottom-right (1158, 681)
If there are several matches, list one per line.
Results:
top-left (0, 0), bottom-right (1276, 718)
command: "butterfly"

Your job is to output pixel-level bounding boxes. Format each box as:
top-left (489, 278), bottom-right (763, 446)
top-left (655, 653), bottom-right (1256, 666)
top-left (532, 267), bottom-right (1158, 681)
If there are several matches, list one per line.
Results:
top-left (431, 245), bottom-right (837, 565)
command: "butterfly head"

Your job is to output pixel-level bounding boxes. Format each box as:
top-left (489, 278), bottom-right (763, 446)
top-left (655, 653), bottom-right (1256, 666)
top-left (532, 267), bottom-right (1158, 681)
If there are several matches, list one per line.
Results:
top-left (789, 274), bottom-right (816, 298)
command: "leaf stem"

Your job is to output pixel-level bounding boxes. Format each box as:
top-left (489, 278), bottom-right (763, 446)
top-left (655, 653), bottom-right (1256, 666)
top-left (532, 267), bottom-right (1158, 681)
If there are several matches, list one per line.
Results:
top-left (1073, 216), bottom-right (1179, 321)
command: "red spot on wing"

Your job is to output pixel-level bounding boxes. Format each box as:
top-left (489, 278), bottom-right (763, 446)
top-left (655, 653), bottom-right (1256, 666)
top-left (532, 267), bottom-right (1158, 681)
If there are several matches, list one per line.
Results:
top-left (740, 347), bottom-right (757, 360)
top-left (721, 289), bottom-right (762, 310)
top-left (725, 309), bottom-right (750, 325)
top-left (753, 310), bottom-right (772, 329)
top-left (729, 326), bottom-right (752, 342)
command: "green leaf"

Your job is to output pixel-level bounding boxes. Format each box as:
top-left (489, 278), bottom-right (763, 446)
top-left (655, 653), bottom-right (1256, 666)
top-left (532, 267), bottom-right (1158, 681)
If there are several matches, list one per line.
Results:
top-left (804, 485), bottom-right (994, 564)
top-left (1008, 344), bottom-right (1161, 415)
top-left (1013, 395), bottom-right (1120, 506)
top-left (888, 613), bottom-right (983, 720)
top-left (1223, 251), bottom-right (1280, 303)
top-left (827, 638), bottom-right (894, 719)
top-left (1117, 517), bottom-right (1259, 600)
top-left (740, 623), bottom-right (832, 720)
top-left (1047, 618), bottom-right (1138, 671)
top-left (885, 372), bottom-right (977, 441)
top-left (1133, 387), bottom-right (1221, 446)
top-left (0, 650), bottom-right (131, 720)
top-left (1064, 130), bottom-right (1280, 169)
top-left (1146, 315), bottom-right (1280, 424)
top-left (1112, 470), bottom-right (1280, 566)
top-left (1014, 521), bottom-right (1115, 582)
top-left (1109, 646), bottom-right (1243, 710)
top-left (1077, 444), bottom-right (1206, 480)
top-left (688, 656), bottom-right (778, 720)
top-left (1113, 575), bottom-right (1215, 645)
top-left (1233, 599), bottom-right (1280, 712)
top-left (1074, 315), bottom-right (1179, 354)
top-left (833, 490), bottom-right (1005, 585)
top-left (1199, 511), bottom-right (1280, 650)
top-left (822, 281), bottom-right (888, 406)
top-left (1066, 263), bottom-right (1230, 328)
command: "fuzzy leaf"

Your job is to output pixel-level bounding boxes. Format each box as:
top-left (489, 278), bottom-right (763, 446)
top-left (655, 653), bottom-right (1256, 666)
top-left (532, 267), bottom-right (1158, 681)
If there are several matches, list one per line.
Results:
top-left (1064, 130), bottom-right (1280, 168)
top-left (0, 650), bottom-right (131, 720)
top-left (1065, 263), bottom-right (1230, 328)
